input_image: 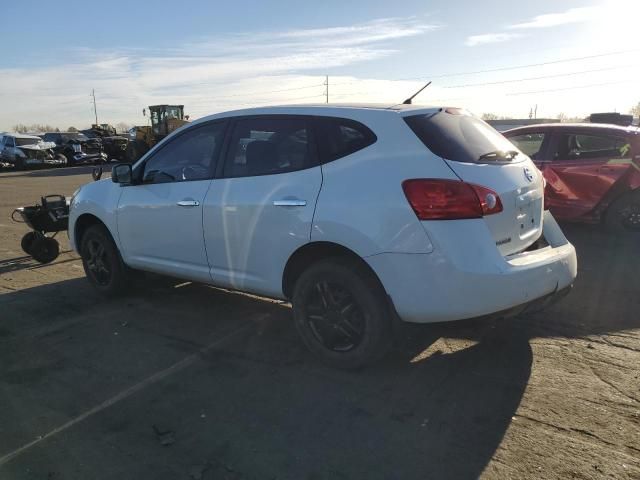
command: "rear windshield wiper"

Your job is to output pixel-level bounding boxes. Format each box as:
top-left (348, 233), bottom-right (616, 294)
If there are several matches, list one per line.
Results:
top-left (477, 150), bottom-right (519, 162)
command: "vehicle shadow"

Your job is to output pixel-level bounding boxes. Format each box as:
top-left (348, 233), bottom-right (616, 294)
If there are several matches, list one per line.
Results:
top-left (0, 225), bottom-right (637, 479)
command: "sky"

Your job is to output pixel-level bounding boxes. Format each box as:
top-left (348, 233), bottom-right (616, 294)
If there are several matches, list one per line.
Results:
top-left (1, 0), bottom-right (639, 130)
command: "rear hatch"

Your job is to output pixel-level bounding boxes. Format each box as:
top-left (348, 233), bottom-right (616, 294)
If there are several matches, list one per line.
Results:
top-left (404, 108), bottom-right (544, 256)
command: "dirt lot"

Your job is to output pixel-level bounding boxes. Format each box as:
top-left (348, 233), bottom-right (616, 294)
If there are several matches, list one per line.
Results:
top-left (0, 166), bottom-right (638, 480)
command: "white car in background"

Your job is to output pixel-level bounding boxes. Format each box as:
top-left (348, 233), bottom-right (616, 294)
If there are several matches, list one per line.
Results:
top-left (0, 134), bottom-right (61, 169)
top-left (69, 104), bottom-right (577, 368)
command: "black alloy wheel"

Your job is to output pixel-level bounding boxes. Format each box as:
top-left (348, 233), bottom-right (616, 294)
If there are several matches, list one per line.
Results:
top-left (80, 224), bottom-right (129, 296)
top-left (304, 280), bottom-right (366, 352)
top-left (85, 237), bottom-right (112, 286)
top-left (292, 259), bottom-right (392, 369)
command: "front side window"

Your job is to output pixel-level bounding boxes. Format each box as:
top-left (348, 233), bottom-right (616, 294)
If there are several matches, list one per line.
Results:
top-left (5, 137), bottom-right (15, 147)
top-left (223, 116), bottom-right (315, 177)
top-left (552, 133), bottom-right (631, 161)
top-left (507, 133), bottom-right (546, 159)
top-left (142, 122), bottom-right (226, 184)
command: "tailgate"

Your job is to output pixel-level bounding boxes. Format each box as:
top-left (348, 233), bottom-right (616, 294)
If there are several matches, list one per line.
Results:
top-left (446, 158), bottom-right (544, 256)
top-left (403, 109), bottom-right (545, 256)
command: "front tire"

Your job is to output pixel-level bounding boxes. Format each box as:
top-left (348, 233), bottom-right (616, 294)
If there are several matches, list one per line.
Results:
top-left (605, 191), bottom-right (640, 232)
top-left (80, 224), bottom-right (129, 296)
top-left (292, 258), bottom-right (392, 369)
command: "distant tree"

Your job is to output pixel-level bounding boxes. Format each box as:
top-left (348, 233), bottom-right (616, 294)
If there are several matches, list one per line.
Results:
top-left (67, 126), bottom-right (78, 132)
top-left (115, 122), bottom-right (132, 134)
top-left (482, 113), bottom-right (499, 120)
top-left (13, 124), bottom-right (28, 134)
top-left (630, 102), bottom-right (640, 118)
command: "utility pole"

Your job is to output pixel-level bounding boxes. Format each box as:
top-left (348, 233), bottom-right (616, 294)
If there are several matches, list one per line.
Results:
top-left (324, 75), bottom-right (329, 104)
top-left (91, 89), bottom-right (99, 126)
top-left (534, 104), bottom-right (538, 119)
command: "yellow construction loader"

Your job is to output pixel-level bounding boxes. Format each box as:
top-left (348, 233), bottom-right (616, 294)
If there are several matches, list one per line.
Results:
top-left (125, 105), bottom-right (189, 162)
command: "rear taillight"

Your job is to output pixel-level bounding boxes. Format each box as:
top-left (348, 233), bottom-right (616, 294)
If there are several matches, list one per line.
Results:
top-left (402, 179), bottom-right (503, 220)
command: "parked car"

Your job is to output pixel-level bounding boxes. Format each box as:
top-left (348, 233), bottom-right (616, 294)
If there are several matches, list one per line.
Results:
top-left (42, 132), bottom-right (107, 166)
top-left (0, 134), bottom-right (65, 169)
top-left (81, 125), bottom-right (129, 161)
top-left (69, 105), bottom-right (577, 368)
top-left (504, 123), bottom-right (640, 231)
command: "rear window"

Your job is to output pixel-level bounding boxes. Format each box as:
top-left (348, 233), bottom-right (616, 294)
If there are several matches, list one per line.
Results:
top-left (404, 109), bottom-right (521, 163)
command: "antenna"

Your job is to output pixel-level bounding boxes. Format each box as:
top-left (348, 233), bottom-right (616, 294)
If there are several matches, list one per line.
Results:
top-left (402, 81), bottom-right (432, 105)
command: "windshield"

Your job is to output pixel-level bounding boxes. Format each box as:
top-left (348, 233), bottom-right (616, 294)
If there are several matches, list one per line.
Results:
top-left (404, 109), bottom-right (523, 163)
top-left (15, 137), bottom-right (41, 146)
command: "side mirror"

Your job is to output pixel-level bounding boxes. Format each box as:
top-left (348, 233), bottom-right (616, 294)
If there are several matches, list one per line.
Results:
top-left (112, 163), bottom-right (132, 184)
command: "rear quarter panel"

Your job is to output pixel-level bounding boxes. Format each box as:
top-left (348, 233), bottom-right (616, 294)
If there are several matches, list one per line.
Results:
top-left (312, 111), bottom-right (458, 257)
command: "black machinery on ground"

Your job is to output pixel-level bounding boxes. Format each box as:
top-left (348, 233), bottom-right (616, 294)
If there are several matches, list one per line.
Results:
top-left (12, 195), bottom-right (69, 263)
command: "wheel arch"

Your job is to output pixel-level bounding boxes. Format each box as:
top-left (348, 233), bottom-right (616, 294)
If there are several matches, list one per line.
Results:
top-left (282, 241), bottom-right (385, 299)
top-left (74, 213), bottom-right (112, 251)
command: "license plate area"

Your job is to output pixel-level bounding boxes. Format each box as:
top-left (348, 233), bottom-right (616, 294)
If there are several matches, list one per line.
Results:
top-left (516, 190), bottom-right (542, 240)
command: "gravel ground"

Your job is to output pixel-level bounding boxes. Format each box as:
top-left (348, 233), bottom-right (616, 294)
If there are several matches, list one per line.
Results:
top-left (0, 165), bottom-right (638, 480)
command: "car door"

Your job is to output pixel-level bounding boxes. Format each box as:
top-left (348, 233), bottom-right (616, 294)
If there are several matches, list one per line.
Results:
top-left (3, 136), bottom-right (16, 161)
top-left (543, 130), bottom-right (634, 219)
top-left (116, 120), bottom-right (227, 282)
top-left (202, 115), bottom-right (322, 298)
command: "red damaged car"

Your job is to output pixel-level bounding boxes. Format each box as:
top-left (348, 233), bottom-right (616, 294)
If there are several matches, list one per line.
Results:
top-left (504, 123), bottom-right (640, 231)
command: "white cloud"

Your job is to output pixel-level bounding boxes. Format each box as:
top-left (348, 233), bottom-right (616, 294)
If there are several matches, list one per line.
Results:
top-left (0, 17), bottom-right (439, 130)
top-left (465, 33), bottom-right (523, 47)
top-left (509, 6), bottom-right (601, 29)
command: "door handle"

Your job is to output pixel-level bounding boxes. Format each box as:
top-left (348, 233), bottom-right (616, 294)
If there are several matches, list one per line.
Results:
top-left (176, 200), bottom-right (200, 207)
top-left (273, 199), bottom-right (307, 207)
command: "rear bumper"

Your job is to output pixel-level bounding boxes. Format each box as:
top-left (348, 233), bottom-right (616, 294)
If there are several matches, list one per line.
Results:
top-left (366, 211), bottom-right (577, 323)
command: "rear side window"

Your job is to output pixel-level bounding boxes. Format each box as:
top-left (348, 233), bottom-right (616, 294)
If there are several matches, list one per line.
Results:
top-left (507, 133), bottom-right (546, 159)
top-left (552, 133), bottom-right (631, 161)
top-left (405, 110), bottom-right (519, 163)
top-left (223, 116), bottom-right (316, 177)
top-left (315, 117), bottom-right (376, 163)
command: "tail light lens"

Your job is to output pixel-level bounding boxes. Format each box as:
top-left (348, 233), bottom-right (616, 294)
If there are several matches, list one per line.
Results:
top-left (402, 179), bottom-right (503, 220)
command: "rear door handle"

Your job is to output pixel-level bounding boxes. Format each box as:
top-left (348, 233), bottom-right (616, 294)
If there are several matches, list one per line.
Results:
top-left (273, 199), bottom-right (307, 207)
top-left (176, 200), bottom-right (200, 207)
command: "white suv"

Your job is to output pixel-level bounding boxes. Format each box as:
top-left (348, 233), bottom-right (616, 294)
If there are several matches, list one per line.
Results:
top-left (69, 104), bottom-right (577, 368)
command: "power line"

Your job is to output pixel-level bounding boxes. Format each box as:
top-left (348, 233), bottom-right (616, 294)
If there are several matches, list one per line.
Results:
top-left (193, 93), bottom-right (326, 108)
top-left (506, 79), bottom-right (638, 96)
top-left (328, 63), bottom-right (640, 99)
top-left (329, 48), bottom-right (640, 87)
top-left (209, 82), bottom-right (325, 99)
top-left (443, 64), bottom-right (639, 89)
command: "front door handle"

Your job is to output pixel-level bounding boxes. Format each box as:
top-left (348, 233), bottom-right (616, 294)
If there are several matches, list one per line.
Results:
top-left (273, 199), bottom-right (307, 207)
top-left (176, 200), bottom-right (200, 207)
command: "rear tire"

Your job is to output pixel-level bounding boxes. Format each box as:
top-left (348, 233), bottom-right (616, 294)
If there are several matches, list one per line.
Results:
top-left (604, 191), bottom-right (640, 232)
top-left (292, 258), bottom-right (392, 369)
top-left (55, 153), bottom-right (67, 167)
top-left (80, 224), bottom-right (129, 296)
top-left (30, 237), bottom-right (59, 264)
